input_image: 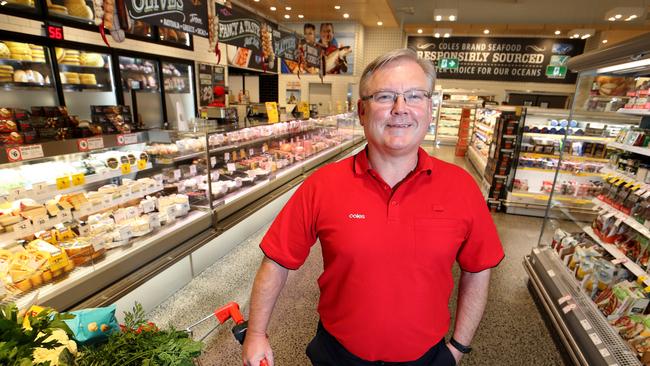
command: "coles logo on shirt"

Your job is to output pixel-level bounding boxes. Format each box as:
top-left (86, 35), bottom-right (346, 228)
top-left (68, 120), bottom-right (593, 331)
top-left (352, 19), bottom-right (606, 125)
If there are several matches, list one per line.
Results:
top-left (348, 213), bottom-right (366, 219)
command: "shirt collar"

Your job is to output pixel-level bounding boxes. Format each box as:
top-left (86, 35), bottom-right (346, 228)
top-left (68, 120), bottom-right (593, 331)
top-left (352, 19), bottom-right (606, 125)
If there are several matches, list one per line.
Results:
top-left (353, 146), bottom-right (434, 176)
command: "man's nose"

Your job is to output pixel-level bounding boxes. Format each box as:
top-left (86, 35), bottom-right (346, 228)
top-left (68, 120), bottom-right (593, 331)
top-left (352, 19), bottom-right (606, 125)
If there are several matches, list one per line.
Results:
top-left (391, 95), bottom-right (408, 115)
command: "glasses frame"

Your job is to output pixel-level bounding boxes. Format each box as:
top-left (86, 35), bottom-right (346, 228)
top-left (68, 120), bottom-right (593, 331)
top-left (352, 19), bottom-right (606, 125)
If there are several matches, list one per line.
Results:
top-left (360, 89), bottom-right (433, 106)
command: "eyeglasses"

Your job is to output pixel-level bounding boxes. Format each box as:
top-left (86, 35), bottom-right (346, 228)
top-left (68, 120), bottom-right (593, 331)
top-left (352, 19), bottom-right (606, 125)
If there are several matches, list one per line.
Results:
top-left (361, 89), bottom-right (432, 106)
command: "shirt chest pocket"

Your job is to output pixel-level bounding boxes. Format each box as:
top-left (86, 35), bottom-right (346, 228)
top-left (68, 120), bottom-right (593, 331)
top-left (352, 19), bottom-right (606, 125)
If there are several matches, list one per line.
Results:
top-left (413, 217), bottom-right (466, 268)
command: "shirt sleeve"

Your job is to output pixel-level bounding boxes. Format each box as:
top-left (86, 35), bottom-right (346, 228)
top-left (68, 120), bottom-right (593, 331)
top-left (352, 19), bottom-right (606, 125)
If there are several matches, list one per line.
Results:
top-left (259, 177), bottom-right (319, 270)
top-left (456, 178), bottom-right (505, 272)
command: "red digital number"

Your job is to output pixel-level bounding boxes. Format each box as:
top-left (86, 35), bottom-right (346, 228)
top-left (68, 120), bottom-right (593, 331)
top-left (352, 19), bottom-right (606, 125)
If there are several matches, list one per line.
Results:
top-left (47, 26), bottom-right (63, 40)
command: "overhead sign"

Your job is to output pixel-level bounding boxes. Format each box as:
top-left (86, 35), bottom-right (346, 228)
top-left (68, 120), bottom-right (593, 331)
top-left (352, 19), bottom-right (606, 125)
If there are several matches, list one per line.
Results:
top-left (439, 58), bottom-right (459, 69)
top-left (407, 36), bottom-right (585, 83)
top-left (273, 29), bottom-right (299, 61)
top-left (545, 65), bottom-right (567, 78)
top-left (125, 0), bottom-right (208, 37)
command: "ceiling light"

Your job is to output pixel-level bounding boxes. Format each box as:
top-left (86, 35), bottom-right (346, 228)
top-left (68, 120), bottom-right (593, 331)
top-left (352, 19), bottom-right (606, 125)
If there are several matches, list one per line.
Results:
top-left (625, 14), bottom-right (637, 21)
top-left (434, 33), bottom-right (440, 38)
top-left (417, 29), bottom-right (423, 34)
top-left (581, 34), bottom-right (591, 39)
top-left (615, 14), bottom-right (622, 19)
top-left (270, 6), bottom-right (276, 11)
top-left (433, 8), bottom-right (457, 22)
top-left (253, 0), bottom-right (259, 2)
top-left (334, 5), bottom-right (340, 9)
top-left (377, 21), bottom-right (383, 26)
top-left (448, 15), bottom-right (456, 21)
top-left (554, 30), bottom-right (561, 35)
top-left (434, 15), bottom-right (442, 21)
top-left (285, 6), bottom-right (291, 10)
top-left (443, 33), bottom-right (450, 38)
top-left (602, 39), bottom-right (608, 44)
top-left (284, 14), bottom-right (290, 19)
top-left (608, 17), bottom-right (616, 21)
top-left (483, 29), bottom-right (489, 34)
top-left (298, 14), bottom-right (304, 18)
top-left (343, 13), bottom-right (349, 18)
top-left (0, 1), bottom-right (7, 5)
top-left (573, 33), bottom-right (579, 38)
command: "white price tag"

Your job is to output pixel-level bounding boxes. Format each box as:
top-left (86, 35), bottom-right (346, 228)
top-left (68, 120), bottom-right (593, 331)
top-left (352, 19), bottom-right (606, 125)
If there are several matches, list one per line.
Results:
top-left (562, 303), bottom-right (576, 314)
top-left (210, 156), bottom-right (216, 167)
top-left (13, 219), bottom-right (33, 237)
top-left (189, 165), bottom-right (197, 176)
top-left (166, 205), bottom-right (177, 219)
top-left (533, 248), bottom-right (540, 254)
top-left (32, 182), bottom-right (49, 194)
top-left (557, 295), bottom-right (572, 305)
top-left (599, 348), bottom-right (610, 358)
top-left (589, 333), bottom-right (602, 345)
top-left (227, 163), bottom-right (236, 173)
top-left (78, 224), bottom-right (91, 237)
top-left (58, 209), bottom-right (72, 223)
top-left (580, 319), bottom-right (592, 331)
top-left (118, 226), bottom-right (133, 240)
top-left (224, 152), bottom-right (230, 162)
top-left (117, 133), bottom-right (138, 145)
top-left (19, 144), bottom-right (44, 160)
top-left (249, 148), bottom-right (254, 156)
top-left (33, 215), bottom-right (49, 231)
top-left (0, 194), bottom-right (8, 204)
top-left (140, 199), bottom-right (155, 213)
top-left (148, 213), bottom-right (161, 228)
top-left (8, 187), bottom-right (24, 200)
top-left (173, 169), bottom-right (182, 180)
top-left (87, 136), bottom-right (104, 150)
top-left (92, 241), bottom-right (105, 252)
top-left (547, 270), bottom-right (555, 277)
top-left (113, 210), bottom-right (128, 223)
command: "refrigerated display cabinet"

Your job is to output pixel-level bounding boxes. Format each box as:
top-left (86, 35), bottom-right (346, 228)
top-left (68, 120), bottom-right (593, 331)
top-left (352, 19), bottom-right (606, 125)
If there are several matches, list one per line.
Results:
top-left (436, 101), bottom-right (478, 145)
top-left (118, 55), bottom-right (163, 130)
top-left (162, 61), bottom-right (195, 130)
top-left (46, 0), bottom-right (96, 25)
top-left (524, 33), bottom-right (650, 366)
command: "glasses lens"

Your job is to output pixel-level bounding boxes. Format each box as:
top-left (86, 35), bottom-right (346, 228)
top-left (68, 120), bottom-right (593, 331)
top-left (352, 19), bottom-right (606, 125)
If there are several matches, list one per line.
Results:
top-left (404, 90), bottom-right (428, 105)
top-left (373, 92), bottom-right (396, 104)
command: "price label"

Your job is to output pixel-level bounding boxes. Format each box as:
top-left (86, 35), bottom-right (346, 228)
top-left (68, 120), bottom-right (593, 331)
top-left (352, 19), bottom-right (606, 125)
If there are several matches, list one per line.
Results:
top-left (189, 165), bottom-right (197, 175)
top-left (56, 176), bottom-right (71, 190)
top-left (72, 173), bottom-right (85, 186)
top-left (173, 169), bottom-right (182, 180)
top-left (580, 319), bottom-right (592, 331)
top-left (78, 224), bottom-right (91, 236)
top-left (117, 133), bottom-right (139, 145)
top-left (557, 295), bottom-right (572, 305)
top-left (140, 199), bottom-right (155, 213)
top-left (589, 333), bottom-right (602, 345)
top-left (58, 209), bottom-right (72, 222)
top-left (562, 303), bottom-right (576, 314)
top-left (224, 152), bottom-right (230, 162)
top-left (113, 210), bottom-right (128, 223)
top-left (137, 159), bottom-right (147, 170)
top-left (34, 215), bottom-right (49, 230)
top-left (7, 188), bottom-right (23, 201)
top-left (210, 156), bottom-right (216, 167)
top-left (118, 226), bottom-right (133, 240)
top-left (121, 163), bottom-right (132, 175)
top-left (249, 148), bottom-right (254, 156)
top-left (166, 205), bottom-right (177, 219)
top-left (6, 144), bottom-right (45, 162)
top-left (32, 182), bottom-right (49, 194)
top-left (227, 163), bottom-right (236, 173)
top-left (599, 348), bottom-right (610, 358)
top-left (149, 213), bottom-right (161, 228)
top-left (13, 219), bottom-right (33, 237)
top-left (48, 252), bottom-right (69, 272)
top-left (547, 270), bottom-right (556, 277)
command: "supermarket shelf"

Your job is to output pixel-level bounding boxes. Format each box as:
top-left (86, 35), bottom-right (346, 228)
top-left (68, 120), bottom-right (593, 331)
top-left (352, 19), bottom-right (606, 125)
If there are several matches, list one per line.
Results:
top-left (591, 197), bottom-right (650, 241)
top-left (154, 150), bottom-right (206, 164)
top-left (475, 122), bottom-right (493, 135)
top-left (582, 226), bottom-right (650, 287)
top-left (474, 131), bottom-right (490, 144)
top-left (517, 167), bottom-right (605, 177)
top-left (510, 191), bottom-right (593, 205)
top-left (524, 133), bottom-right (614, 143)
top-left (525, 247), bottom-right (642, 366)
top-left (0, 132), bottom-right (148, 164)
top-left (520, 152), bottom-right (609, 163)
top-left (608, 142), bottom-right (650, 157)
top-left (601, 166), bottom-right (650, 192)
top-left (617, 108), bottom-right (650, 116)
top-left (467, 145), bottom-right (487, 176)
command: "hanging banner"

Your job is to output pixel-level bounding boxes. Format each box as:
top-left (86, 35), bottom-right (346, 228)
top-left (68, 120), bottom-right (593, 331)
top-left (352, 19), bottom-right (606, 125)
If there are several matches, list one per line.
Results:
top-left (282, 22), bottom-right (355, 75)
top-left (216, 3), bottom-right (277, 72)
top-left (273, 29), bottom-right (299, 61)
top-left (125, 0), bottom-right (209, 37)
top-left (407, 36), bottom-right (585, 83)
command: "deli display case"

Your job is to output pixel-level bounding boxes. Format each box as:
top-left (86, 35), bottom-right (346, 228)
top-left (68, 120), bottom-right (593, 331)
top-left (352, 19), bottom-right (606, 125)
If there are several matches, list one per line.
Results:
top-left (0, 113), bottom-right (364, 310)
top-left (0, 39), bottom-right (58, 110)
top-left (162, 61), bottom-right (195, 130)
top-left (47, 0), bottom-right (96, 25)
top-left (524, 33), bottom-right (650, 366)
top-left (118, 55), bottom-right (163, 130)
top-left (436, 101), bottom-right (478, 145)
top-left (56, 47), bottom-right (116, 120)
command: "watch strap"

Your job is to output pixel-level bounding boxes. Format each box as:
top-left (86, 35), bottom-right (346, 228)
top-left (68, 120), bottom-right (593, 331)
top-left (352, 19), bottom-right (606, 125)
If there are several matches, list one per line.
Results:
top-left (449, 337), bottom-right (472, 354)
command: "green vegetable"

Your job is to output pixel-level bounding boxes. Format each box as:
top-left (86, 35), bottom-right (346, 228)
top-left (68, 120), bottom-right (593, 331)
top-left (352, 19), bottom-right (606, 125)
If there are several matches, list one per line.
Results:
top-left (0, 303), bottom-right (74, 366)
top-left (76, 303), bottom-right (203, 366)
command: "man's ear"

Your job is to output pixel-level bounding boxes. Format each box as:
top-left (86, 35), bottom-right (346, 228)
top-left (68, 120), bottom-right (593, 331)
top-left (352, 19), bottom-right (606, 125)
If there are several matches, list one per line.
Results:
top-left (357, 100), bottom-right (365, 125)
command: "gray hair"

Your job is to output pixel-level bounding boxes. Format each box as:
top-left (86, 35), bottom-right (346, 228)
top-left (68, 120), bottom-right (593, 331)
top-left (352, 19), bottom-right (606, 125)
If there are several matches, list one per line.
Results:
top-left (359, 48), bottom-right (436, 97)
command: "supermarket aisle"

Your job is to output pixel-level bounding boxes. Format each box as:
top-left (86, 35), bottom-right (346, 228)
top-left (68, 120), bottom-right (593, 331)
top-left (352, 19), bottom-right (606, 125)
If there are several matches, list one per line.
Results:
top-left (148, 145), bottom-right (566, 365)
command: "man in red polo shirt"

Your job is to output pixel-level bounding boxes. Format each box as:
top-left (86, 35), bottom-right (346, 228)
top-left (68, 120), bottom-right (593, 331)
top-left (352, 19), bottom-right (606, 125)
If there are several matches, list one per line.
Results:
top-left (242, 48), bottom-right (504, 366)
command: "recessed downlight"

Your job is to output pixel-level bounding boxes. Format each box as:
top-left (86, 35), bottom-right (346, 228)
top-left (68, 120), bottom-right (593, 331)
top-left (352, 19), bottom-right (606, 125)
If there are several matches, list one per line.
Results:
top-left (343, 13), bottom-right (349, 18)
top-left (284, 14), bottom-right (290, 19)
top-left (417, 29), bottom-right (423, 34)
top-left (270, 6), bottom-right (276, 11)
top-left (334, 5), bottom-right (340, 9)
top-left (448, 15), bottom-right (456, 21)
top-left (483, 29), bottom-right (490, 34)
top-left (554, 30), bottom-right (561, 35)
top-left (602, 39), bottom-right (608, 44)
top-left (377, 21), bottom-right (383, 26)
top-left (285, 6), bottom-right (291, 10)
top-left (298, 14), bottom-right (304, 18)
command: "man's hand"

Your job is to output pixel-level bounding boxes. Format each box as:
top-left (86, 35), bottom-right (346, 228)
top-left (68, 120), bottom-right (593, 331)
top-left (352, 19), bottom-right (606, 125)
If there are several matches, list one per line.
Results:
top-left (242, 332), bottom-right (273, 366)
top-left (446, 342), bottom-right (463, 364)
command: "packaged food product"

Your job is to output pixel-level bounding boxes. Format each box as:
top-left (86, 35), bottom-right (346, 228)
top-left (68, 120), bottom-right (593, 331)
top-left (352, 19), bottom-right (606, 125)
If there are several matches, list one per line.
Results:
top-left (63, 304), bottom-right (119, 345)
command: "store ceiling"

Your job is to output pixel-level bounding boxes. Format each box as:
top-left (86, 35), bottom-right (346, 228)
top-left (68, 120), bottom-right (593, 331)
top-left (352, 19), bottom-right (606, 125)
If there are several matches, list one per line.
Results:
top-left (242, 0), bottom-right (650, 39)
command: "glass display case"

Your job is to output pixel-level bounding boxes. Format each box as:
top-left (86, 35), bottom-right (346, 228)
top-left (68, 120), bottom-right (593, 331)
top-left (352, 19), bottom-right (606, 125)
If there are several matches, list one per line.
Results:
top-left (436, 101), bottom-right (478, 145)
top-left (158, 26), bottom-right (190, 47)
top-left (524, 33), bottom-right (650, 366)
top-left (162, 61), bottom-right (195, 130)
top-left (0, 113), bottom-right (363, 310)
top-left (119, 55), bottom-right (163, 130)
top-left (0, 39), bottom-right (58, 109)
top-left (47, 0), bottom-right (96, 25)
top-left (56, 47), bottom-right (116, 119)
top-left (0, 0), bottom-right (38, 13)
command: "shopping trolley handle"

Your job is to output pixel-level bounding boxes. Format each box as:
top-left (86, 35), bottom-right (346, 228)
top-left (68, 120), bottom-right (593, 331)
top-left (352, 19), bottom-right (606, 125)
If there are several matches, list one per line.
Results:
top-left (233, 320), bottom-right (269, 366)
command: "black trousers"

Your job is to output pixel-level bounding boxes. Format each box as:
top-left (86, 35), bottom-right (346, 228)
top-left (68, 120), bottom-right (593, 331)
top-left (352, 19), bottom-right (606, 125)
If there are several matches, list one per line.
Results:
top-left (306, 322), bottom-right (456, 366)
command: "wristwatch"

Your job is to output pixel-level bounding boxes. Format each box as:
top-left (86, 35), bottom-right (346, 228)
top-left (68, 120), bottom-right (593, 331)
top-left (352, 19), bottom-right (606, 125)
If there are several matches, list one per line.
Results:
top-left (449, 337), bottom-right (472, 354)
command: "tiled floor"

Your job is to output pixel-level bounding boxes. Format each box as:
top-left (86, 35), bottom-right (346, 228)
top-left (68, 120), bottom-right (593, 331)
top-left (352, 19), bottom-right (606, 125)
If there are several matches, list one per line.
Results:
top-left (148, 144), bottom-right (567, 365)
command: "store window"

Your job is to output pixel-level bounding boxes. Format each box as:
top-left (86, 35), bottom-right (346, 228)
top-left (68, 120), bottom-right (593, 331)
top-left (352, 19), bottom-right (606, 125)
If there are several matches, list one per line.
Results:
top-left (0, 40), bottom-right (58, 109)
top-left (56, 47), bottom-right (116, 119)
top-left (47, 0), bottom-right (95, 25)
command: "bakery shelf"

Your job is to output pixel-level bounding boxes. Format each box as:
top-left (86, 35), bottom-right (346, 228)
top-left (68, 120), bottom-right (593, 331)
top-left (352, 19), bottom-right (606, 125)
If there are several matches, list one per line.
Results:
top-left (0, 59), bottom-right (47, 65)
top-left (0, 82), bottom-right (53, 89)
top-left (591, 197), bottom-right (650, 241)
top-left (57, 64), bottom-right (108, 70)
top-left (608, 142), bottom-right (650, 157)
top-left (616, 108), bottom-right (650, 116)
top-left (525, 247), bottom-right (642, 366)
top-left (582, 226), bottom-right (650, 287)
top-left (519, 152), bottom-right (610, 163)
top-left (62, 83), bottom-right (110, 91)
top-left (524, 133), bottom-right (614, 143)
top-left (517, 167), bottom-right (605, 177)
top-left (0, 132), bottom-right (148, 164)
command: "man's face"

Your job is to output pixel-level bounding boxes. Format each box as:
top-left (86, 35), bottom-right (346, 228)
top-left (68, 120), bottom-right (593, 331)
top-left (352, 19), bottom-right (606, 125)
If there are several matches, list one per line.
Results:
top-left (304, 28), bottom-right (315, 44)
top-left (320, 25), bottom-right (333, 44)
top-left (358, 59), bottom-right (432, 156)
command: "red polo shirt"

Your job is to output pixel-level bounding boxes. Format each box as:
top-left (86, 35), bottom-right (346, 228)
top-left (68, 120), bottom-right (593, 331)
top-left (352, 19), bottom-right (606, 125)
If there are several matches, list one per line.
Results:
top-left (260, 147), bottom-right (504, 362)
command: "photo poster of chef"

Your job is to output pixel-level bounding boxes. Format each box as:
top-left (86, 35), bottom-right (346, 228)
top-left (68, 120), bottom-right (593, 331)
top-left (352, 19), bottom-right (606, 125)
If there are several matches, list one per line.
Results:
top-left (215, 3), bottom-right (277, 72)
top-left (281, 22), bottom-right (355, 75)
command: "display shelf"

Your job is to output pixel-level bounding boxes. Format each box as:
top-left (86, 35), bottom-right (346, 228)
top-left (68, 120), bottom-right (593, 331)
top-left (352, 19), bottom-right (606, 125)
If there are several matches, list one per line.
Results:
top-left (62, 83), bottom-right (110, 91)
top-left (467, 144), bottom-right (487, 175)
top-left (520, 152), bottom-right (609, 163)
top-left (58, 64), bottom-right (107, 70)
top-left (154, 151), bottom-right (205, 165)
top-left (208, 128), bottom-right (318, 156)
top-left (510, 191), bottom-right (593, 205)
top-left (582, 226), bottom-right (650, 287)
top-left (0, 58), bottom-right (46, 65)
top-left (475, 122), bottom-right (494, 134)
top-left (525, 247), bottom-right (642, 366)
top-left (0, 180), bottom-right (163, 247)
top-left (524, 133), bottom-right (613, 143)
top-left (591, 197), bottom-right (650, 241)
top-left (0, 82), bottom-right (52, 89)
top-left (0, 132), bottom-right (148, 164)
top-left (600, 166), bottom-right (650, 192)
top-left (518, 167), bottom-right (605, 177)
top-left (617, 108), bottom-right (650, 116)
top-left (608, 142), bottom-right (650, 157)
top-left (474, 131), bottom-right (490, 144)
